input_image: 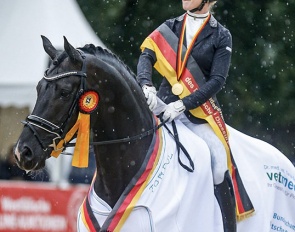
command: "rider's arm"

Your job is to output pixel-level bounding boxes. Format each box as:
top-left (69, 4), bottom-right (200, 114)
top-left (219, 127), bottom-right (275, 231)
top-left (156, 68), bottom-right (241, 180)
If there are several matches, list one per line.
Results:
top-left (182, 30), bottom-right (232, 110)
top-left (136, 48), bottom-right (156, 87)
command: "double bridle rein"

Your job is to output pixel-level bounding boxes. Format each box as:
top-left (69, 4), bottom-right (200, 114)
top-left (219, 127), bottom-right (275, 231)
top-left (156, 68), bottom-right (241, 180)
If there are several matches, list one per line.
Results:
top-left (22, 51), bottom-right (193, 172)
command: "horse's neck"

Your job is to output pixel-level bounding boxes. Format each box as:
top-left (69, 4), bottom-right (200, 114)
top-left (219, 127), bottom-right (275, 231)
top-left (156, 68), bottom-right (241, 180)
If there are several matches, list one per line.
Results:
top-left (91, 77), bottom-right (154, 207)
top-left (93, 117), bottom-right (154, 207)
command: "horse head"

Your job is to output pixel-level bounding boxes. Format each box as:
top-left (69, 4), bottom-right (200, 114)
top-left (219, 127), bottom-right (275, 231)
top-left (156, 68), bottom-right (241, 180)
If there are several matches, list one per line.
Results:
top-left (15, 36), bottom-right (154, 187)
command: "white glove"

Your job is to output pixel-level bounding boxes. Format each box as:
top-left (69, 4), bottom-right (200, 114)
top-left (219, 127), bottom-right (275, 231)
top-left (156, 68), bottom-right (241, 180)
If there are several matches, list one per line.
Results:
top-left (163, 100), bottom-right (186, 122)
top-left (152, 97), bottom-right (167, 115)
top-left (142, 85), bottom-right (157, 111)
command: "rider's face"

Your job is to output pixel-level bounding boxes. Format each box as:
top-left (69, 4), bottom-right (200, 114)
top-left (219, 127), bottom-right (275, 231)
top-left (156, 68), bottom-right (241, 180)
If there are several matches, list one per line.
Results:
top-left (182, 0), bottom-right (209, 13)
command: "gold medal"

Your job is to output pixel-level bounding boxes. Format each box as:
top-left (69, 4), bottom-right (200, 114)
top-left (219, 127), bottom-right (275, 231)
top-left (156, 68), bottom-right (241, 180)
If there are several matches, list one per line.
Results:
top-left (172, 83), bottom-right (184, 95)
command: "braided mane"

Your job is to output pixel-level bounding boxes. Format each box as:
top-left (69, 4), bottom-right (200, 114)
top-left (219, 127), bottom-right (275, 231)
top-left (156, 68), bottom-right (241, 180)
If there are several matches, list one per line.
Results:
top-left (78, 44), bottom-right (136, 80)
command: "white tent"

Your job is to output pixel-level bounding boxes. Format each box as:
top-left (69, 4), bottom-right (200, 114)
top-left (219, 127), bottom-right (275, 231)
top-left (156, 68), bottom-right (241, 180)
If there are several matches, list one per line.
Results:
top-left (0, 0), bottom-right (105, 167)
top-left (0, 0), bottom-right (105, 109)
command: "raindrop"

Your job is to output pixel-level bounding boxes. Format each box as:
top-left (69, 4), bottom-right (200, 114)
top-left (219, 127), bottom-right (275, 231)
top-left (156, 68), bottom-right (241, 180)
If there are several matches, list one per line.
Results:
top-left (108, 106), bottom-right (115, 113)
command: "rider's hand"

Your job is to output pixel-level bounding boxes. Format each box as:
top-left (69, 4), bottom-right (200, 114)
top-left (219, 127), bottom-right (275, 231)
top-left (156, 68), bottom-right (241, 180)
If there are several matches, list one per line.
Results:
top-left (142, 85), bottom-right (157, 111)
top-left (163, 100), bottom-right (186, 122)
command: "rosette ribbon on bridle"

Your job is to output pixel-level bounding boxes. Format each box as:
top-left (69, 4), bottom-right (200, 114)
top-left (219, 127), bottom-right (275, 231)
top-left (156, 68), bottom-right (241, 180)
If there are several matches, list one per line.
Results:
top-left (50, 90), bottom-right (99, 168)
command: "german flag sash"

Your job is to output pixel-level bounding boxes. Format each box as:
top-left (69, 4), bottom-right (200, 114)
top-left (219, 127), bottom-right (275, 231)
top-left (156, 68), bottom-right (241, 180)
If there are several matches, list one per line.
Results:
top-left (80, 171), bottom-right (102, 231)
top-left (140, 22), bottom-right (254, 220)
top-left (81, 118), bottom-right (164, 231)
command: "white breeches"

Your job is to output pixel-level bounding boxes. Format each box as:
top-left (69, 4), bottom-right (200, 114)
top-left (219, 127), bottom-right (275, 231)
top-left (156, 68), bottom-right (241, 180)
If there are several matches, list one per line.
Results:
top-left (179, 114), bottom-right (228, 185)
top-left (152, 98), bottom-right (228, 185)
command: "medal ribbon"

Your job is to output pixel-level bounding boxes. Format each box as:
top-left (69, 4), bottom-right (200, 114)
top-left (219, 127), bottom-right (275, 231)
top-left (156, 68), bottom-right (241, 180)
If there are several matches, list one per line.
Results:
top-left (176, 13), bottom-right (210, 81)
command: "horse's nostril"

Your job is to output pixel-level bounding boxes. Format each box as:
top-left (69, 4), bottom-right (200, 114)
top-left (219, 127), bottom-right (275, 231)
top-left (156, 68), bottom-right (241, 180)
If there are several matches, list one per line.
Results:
top-left (14, 154), bottom-right (19, 162)
top-left (22, 147), bottom-right (33, 161)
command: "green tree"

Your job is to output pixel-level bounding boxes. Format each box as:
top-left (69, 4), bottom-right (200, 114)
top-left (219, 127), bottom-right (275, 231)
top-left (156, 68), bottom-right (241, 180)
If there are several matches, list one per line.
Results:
top-left (218, 0), bottom-right (295, 159)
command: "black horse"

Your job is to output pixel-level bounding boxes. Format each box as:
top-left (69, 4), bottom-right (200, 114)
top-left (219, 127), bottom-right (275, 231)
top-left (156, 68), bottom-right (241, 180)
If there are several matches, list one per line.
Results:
top-left (15, 35), bottom-right (155, 199)
top-left (14, 36), bottom-right (295, 231)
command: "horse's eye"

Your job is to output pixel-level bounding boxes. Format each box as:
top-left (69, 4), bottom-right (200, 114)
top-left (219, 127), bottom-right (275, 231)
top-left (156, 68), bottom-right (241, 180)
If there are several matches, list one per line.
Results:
top-left (61, 90), bottom-right (71, 98)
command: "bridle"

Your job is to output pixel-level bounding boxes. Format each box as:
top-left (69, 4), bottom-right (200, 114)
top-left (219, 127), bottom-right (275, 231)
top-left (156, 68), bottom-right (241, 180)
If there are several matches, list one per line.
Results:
top-left (22, 51), bottom-right (88, 152)
top-left (22, 51), bottom-right (162, 154)
top-left (22, 50), bottom-right (193, 172)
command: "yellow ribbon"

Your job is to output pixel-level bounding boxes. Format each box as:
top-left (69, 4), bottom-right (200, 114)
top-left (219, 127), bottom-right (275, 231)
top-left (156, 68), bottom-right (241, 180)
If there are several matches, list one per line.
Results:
top-left (50, 112), bottom-right (90, 168)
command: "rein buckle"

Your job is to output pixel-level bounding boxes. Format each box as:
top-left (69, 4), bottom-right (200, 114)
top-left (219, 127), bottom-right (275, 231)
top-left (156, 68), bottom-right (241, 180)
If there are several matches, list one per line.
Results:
top-left (49, 137), bottom-right (65, 152)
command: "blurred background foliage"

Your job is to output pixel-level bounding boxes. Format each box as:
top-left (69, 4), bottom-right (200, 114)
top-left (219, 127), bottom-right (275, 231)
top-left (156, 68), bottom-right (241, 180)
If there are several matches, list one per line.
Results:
top-left (76, 0), bottom-right (295, 161)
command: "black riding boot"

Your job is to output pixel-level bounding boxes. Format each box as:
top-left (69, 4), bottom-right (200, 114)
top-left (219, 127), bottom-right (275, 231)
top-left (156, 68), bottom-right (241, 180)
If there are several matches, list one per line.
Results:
top-left (214, 170), bottom-right (237, 232)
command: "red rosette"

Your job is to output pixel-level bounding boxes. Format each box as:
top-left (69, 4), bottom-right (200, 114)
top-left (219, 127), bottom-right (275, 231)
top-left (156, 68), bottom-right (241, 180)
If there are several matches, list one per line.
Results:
top-left (78, 90), bottom-right (99, 114)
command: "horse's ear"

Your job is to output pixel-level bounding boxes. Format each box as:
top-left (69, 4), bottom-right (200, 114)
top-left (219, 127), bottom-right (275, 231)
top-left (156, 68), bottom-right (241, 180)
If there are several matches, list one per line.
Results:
top-left (63, 36), bottom-right (83, 64)
top-left (41, 35), bottom-right (58, 60)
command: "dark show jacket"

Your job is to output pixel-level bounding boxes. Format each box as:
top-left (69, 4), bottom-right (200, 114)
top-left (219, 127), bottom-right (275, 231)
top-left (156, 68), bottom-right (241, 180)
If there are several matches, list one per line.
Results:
top-left (137, 14), bottom-right (232, 124)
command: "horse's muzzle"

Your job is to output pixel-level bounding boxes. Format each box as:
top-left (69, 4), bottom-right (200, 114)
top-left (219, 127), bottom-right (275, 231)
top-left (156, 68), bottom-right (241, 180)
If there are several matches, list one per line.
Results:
top-left (14, 142), bottom-right (46, 171)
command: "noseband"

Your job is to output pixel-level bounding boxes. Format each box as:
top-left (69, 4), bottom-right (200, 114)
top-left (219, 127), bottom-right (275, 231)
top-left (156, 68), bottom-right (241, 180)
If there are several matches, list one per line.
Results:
top-left (22, 52), bottom-right (88, 152)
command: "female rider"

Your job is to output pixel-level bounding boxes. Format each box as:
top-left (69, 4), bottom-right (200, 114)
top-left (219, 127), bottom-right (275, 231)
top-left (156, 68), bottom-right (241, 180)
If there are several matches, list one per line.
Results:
top-left (136, 0), bottom-right (237, 231)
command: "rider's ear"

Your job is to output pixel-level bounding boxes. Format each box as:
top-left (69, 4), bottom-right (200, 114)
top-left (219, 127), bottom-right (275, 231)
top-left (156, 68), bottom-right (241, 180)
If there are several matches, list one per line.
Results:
top-left (41, 35), bottom-right (58, 61)
top-left (63, 36), bottom-right (83, 64)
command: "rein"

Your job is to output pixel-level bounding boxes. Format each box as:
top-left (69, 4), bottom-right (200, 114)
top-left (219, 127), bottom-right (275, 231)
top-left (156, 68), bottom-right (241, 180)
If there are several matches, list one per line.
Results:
top-left (163, 121), bottom-right (194, 172)
top-left (64, 118), bottom-right (167, 148)
top-left (63, 117), bottom-right (194, 174)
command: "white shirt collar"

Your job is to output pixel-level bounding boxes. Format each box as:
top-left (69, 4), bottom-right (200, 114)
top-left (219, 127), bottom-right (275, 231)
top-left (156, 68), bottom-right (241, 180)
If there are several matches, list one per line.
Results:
top-left (187, 11), bottom-right (209, 19)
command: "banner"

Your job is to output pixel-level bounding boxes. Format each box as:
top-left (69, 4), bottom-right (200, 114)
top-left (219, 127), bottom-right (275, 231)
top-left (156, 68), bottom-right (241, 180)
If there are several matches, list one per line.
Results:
top-left (0, 181), bottom-right (88, 232)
